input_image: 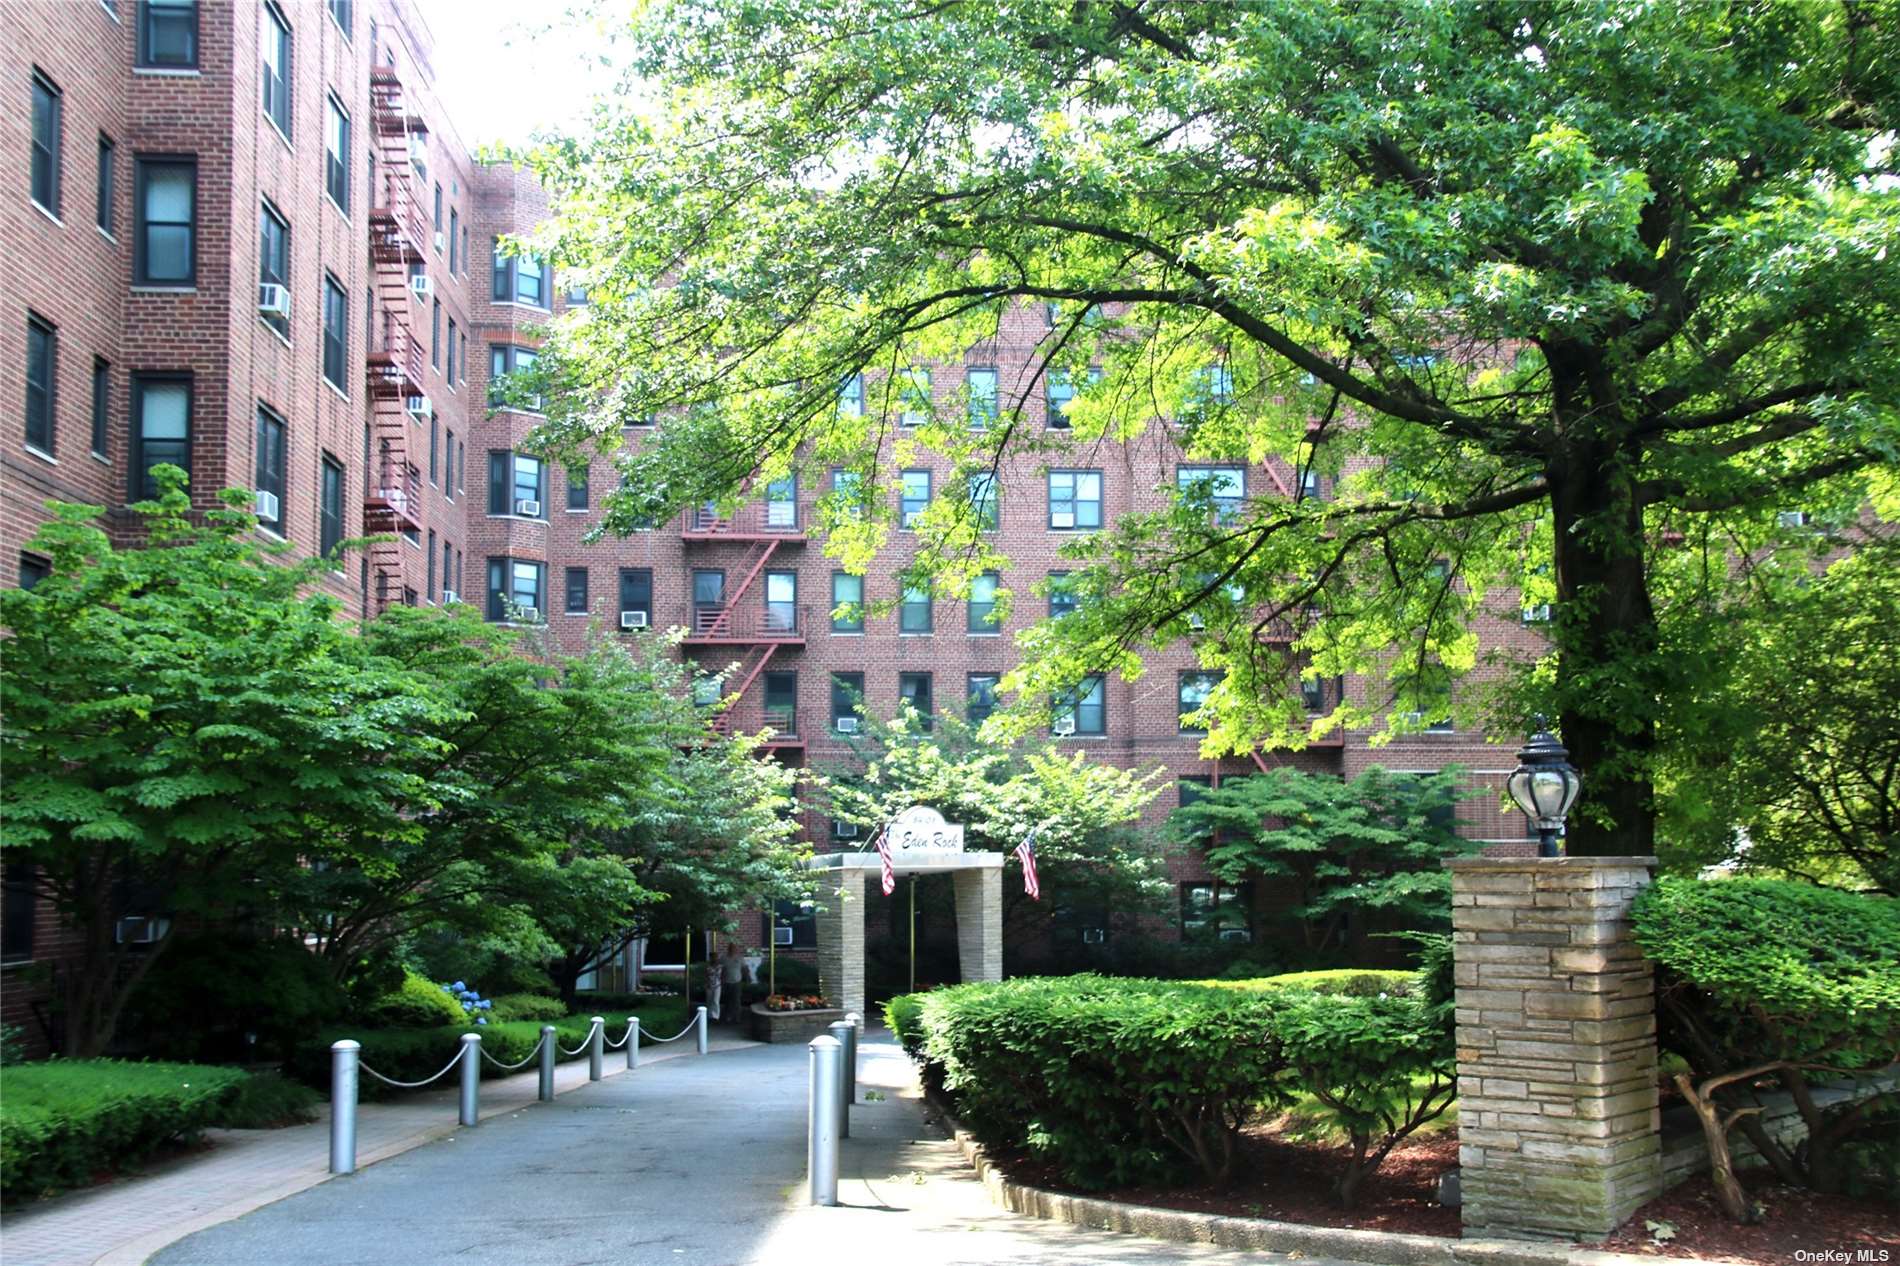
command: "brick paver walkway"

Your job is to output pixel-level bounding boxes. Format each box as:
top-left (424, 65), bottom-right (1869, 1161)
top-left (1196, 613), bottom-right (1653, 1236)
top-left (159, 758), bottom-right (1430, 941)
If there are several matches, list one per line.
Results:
top-left (0, 1025), bottom-right (759, 1266)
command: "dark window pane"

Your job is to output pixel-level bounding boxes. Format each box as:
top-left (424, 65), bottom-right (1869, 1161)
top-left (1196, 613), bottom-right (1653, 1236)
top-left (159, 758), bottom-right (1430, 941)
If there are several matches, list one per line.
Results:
top-left (25, 316), bottom-right (56, 455)
top-left (320, 457), bottom-right (344, 559)
top-left (136, 159), bottom-right (195, 285)
top-left (90, 358), bottom-right (110, 457)
top-left (30, 72), bottom-right (61, 215)
top-left (141, 0), bottom-right (199, 67)
top-left (565, 566), bottom-right (589, 614)
top-left (261, 3), bottom-right (291, 137)
top-left (254, 406), bottom-right (286, 532)
top-left (96, 134), bottom-right (115, 234)
top-left (321, 276), bottom-right (347, 390)
top-left (2, 864), bottom-right (37, 964)
top-left (132, 375), bottom-right (191, 498)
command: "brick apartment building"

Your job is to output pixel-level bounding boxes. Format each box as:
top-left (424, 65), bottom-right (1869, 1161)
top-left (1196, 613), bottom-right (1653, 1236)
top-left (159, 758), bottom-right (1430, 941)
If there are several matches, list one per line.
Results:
top-left (1, 0), bottom-right (1540, 1040)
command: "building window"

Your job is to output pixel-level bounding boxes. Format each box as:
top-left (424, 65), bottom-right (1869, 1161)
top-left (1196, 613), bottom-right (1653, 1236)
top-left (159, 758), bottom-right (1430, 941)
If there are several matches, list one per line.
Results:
top-left (1301, 674), bottom-right (1330, 712)
top-left (135, 158), bottom-right (195, 285)
top-left (967, 366), bottom-right (997, 428)
top-left (24, 315), bottom-right (56, 456)
top-left (1045, 367), bottom-right (1100, 429)
top-left (764, 476), bottom-right (797, 529)
top-left (327, 0), bottom-right (351, 37)
top-left (1048, 470), bottom-right (1102, 530)
top-left (2, 864), bottom-right (36, 965)
top-left (489, 344), bottom-right (540, 411)
top-left (967, 674), bottom-right (999, 726)
top-left (320, 456), bottom-right (343, 560)
top-left (30, 70), bottom-right (61, 217)
top-left (1177, 465), bottom-right (1246, 524)
top-left (441, 539), bottom-right (453, 601)
top-left (139, 0), bottom-right (198, 67)
top-left (564, 566), bottom-right (589, 614)
top-left (90, 357), bottom-right (110, 458)
top-left (830, 673), bottom-right (863, 732)
top-left (763, 671), bottom-right (797, 735)
top-left (830, 572), bottom-right (862, 632)
top-left (1054, 674), bottom-right (1106, 736)
top-left (325, 96), bottom-right (350, 211)
top-left (485, 558), bottom-right (545, 622)
top-left (432, 183), bottom-right (442, 233)
top-left (131, 374), bottom-right (190, 498)
top-left (96, 134), bottom-right (115, 235)
top-left (430, 298), bottom-right (441, 368)
top-left (254, 405), bottom-right (286, 533)
top-left (448, 208), bottom-right (459, 272)
top-left (492, 240), bottom-right (548, 307)
top-left (830, 468), bottom-right (863, 520)
top-left (1178, 671), bottom-right (1220, 734)
top-left (1048, 571), bottom-right (1078, 618)
top-left (19, 554), bottom-right (51, 591)
top-left (837, 373), bottom-right (863, 417)
top-left (967, 571), bottom-right (999, 633)
top-left (260, 2), bottom-right (291, 139)
top-left (566, 467), bottom-right (588, 510)
top-left (618, 568), bottom-right (652, 624)
top-left (1298, 469), bottom-right (1324, 501)
top-left (899, 583), bottom-right (932, 634)
top-left (1181, 880), bottom-right (1251, 943)
top-left (1178, 775), bottom-right (1212, 809)
top-left (428, 416), bottom-right (439, 485)
top-left (446, 317), bottom-right (458, 384)
top-left (487, 450), bottom-right (545, 517)
top-left (321, 274), bottom-right (347, 391)
top-left (898, 672), bottom-right (933, 729)
top-left (900, 368), bottom-right (930, 426)
top-left (258, 201), bottom-right (290, 337)
top-left (764, 570), bottom-right (797, 632)
top-left (899, 470), bottom-right (931, 528)
top-left (968, 472), bottom-right (1000, 531)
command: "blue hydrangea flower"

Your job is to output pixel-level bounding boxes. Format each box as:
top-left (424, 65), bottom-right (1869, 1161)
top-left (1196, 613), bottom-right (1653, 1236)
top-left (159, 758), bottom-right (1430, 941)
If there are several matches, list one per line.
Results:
top-left (450, 980), bottom-right (466, 993)
top-left (476, 1016), bottom-right (487, 1026)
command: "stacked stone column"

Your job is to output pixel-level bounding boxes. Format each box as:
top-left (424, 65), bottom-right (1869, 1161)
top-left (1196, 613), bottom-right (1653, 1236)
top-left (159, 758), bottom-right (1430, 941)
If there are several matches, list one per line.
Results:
top-left (952, 866), bottom-right (1003, 984)
top-left (1448, 857), bottom-right (1663, 1240)
top-left (815, 867), bottom-right (865, 1017)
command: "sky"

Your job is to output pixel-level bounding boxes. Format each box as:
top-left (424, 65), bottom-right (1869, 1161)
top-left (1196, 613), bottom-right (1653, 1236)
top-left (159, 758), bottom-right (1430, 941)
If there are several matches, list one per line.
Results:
top-left (416, 0), bottom-right (632, 150)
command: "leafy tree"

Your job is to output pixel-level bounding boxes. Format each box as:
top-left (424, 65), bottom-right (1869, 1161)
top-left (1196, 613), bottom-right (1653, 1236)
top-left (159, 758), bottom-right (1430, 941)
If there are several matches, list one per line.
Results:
top-left (0, 473), bottom-right (442, 1055)
top-left (823, 708), bottom-right (1169, 941)
top-left (1166, 767), bottom-right (1481, 955)
top-left (522, 0), bottom-right (1900, 855)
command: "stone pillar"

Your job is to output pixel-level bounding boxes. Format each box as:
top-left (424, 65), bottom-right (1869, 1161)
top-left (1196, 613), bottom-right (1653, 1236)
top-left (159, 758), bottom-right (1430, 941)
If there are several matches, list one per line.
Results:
top-left (952, 866), bottom-right (1003, 984)
top-left (815, 867), bottom-right (865, 1017)
top-left (1448, 857), bottom-right (1663, 1241)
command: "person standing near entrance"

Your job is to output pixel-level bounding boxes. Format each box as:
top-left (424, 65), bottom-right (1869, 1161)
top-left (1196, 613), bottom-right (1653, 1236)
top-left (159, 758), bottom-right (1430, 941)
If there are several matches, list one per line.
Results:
top-left (719, 941), bottom-right (746, 1023)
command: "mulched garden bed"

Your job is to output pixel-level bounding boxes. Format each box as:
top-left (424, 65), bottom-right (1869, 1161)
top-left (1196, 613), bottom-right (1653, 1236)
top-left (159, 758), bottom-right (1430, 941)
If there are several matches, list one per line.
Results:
top-left (1597, 1170), bottom-right (1900, 1265)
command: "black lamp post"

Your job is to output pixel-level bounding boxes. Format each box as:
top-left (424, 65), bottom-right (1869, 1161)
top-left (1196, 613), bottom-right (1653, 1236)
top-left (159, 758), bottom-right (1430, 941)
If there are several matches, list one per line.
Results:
top-left (1506, 726), bottom-right (1582, 858)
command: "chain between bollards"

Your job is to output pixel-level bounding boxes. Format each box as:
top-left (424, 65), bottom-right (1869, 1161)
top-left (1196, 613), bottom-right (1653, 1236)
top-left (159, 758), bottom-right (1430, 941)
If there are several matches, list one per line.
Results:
top-left (458, 1032), bottom-right (481, 1127)
top-left (695, 1005), bottom-right (708, 1055)
top-left (537, 1024), bottom-right (557, 1101)
top-left (807, 1034), bottom-right (841, 1206)
top-left (330, 1039), bottom-right (359, 1175)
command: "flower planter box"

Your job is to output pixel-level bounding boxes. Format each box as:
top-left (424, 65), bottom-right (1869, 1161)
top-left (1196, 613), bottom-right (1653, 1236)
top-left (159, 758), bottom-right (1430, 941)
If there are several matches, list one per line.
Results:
top-left (748, 1003), bottom-right (845, 1044)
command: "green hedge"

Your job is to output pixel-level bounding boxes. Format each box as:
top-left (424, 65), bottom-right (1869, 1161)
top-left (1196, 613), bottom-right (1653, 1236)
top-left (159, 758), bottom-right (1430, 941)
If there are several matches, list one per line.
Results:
top-left (488, 993), bottom-right (566, 1023)
top-left (1197, 969), bottom-right (1415, 997)
top-left (2, 1060), bottom-right (249, 1202)
top-left (890, 972), bottom-right (1453, 1203)
top-left (365, 971), bottom-right (468, 1029)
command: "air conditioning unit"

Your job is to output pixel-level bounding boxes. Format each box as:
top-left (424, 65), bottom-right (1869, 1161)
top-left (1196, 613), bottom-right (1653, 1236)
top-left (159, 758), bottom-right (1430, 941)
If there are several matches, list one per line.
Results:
top-left (1218, 927), bottom-right (1253, 944)
top-left (620, 610), bottom-right (649, 630)
top-left (1051, 510), bottom-right (1076, 529)
top-left (515, 606), bottom-right (540, 623)
top-left (772, 926), bottom-right (795, 947)
top-left (405, 394), bottom-right (431, 419)
top-left (1187, 612), bottom-right (1205, 631)
top-left (254, 489), bottom-right (280, 522)
top-left (1777, 510), bottom-right (1810, 528)
top-left (514, 499), bottom-right (541, 517)
top-left (433, 230), bottom-right (445, 252)
top-left (1521, 603), bottom-right (1552, 623)
top-left (1052, 716), bottom-right (1077, 736)
top-left (441, 589), bottom-right (459, 604)
top-left (1081, 928), bottom-right (1106, 945)
top-left (410, 273), bottom-right (433, 299)
top-left (257, 283), bottom-right (290, 317)
top-left (115, 915), bottom-right (170, 945)
top-left (1398, 710), bottom-right (1424, 726)
top-left (833, 820), bottom-right (859, 839)
top-left (835, 716), bottom-right (860, 734)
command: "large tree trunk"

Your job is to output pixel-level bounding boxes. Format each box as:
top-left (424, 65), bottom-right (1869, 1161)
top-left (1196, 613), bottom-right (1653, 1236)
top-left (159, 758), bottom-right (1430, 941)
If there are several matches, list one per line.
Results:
top-left (1550, 445), bottom-right (1659, 857)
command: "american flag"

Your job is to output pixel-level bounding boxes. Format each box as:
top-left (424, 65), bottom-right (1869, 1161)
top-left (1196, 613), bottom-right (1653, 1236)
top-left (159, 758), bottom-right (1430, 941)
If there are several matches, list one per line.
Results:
top-left (1014, 824), bottom-right (1045, 901)
top-left (872, 825), bottom-right (895, 896)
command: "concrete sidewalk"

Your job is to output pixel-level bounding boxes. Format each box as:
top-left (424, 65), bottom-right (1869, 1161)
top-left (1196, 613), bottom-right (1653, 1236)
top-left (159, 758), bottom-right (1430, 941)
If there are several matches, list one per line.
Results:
top-left (0, 1023), bottom-right (758, 1266)
top-left (143, 1031), bottom-right (1338, 1266)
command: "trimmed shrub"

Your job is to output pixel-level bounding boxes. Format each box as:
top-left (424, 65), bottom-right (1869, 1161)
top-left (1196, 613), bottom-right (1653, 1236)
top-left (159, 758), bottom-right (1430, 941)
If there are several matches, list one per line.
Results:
top-left (489, 993), bottom-right (565, 1023)
top-left (1198, 969), bottom-right (1414, 997)
top-left (366, 971), bottom-right (469, 1029)
top-left (884, 992), bottom-right (926, 1056)
top-left (2, 1060), bottom-right (249, 1202)
top-left (125, 933), bottom-right (347, 1064)
top-left (1633, 877), bottom-right (1900, 1217)
top-left (211, 1071), bottom-right (319, 1129)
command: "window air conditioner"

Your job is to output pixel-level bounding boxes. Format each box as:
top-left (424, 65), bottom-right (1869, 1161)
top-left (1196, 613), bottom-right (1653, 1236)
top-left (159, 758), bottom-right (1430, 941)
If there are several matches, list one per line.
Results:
top-left (257, 283), bottom-right (291, 317)
top-left (1218, 927), bottom-right (1253, 944)
top-left (515, 606), bottom-right (540, 623)
top-left (441, 589), bottom-right (459, 604)
top-left (433, 230), bottom-right (445, 252)
top-left (833, 820), bottom-right (859, 839)
top-left (1050, 510), bottom-right (1076, 529)
top-left (116, 915), bottom-right (171, 944)
top-left (1052, 716), bottom-right (1077, 736)
top-left (1398, 711), bottom-right (1424, 726)
top-left (1777, 510), bottom-right (1810, 528)
top-left (254, 490), bottom-right (280, 522)
top-left (410, 273), bottom-right (433, 299)
top-left (772, 926), bottom-right (795, 947)
top-left (405, 394), bottom-right (431, 418)
top-left (1081, 928), bottom-right (1106, 945)
top-left (620, 610), bottom-right (649, 630)
top-left (1187, 612), bottom-right (1205, 631)
top-left (835, 716), bottom-right (860, 734)
top-left (514, 498), bottom-right (541, 517)
top-left (1521, 604), bottom-right (1551, 623)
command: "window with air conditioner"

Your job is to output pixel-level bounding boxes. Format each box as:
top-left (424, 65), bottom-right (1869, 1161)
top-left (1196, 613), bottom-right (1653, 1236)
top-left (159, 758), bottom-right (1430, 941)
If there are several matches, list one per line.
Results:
top-left (488, 449), bottom-right (545, 518)
top-left (830, 672), bottom-right (863, 733)
top-left (618, 567), bottom-right (652, 628)
top-left (254, 405), bottom-right (286, 534)
top-left (832, 819), bottom-right (859, 840)
top-left (256, 203), bottom-right (290, 337)
top-left (1054, 674), bottom-right (1105, 736)
top-left (486, 556), bottom-right (545, 624)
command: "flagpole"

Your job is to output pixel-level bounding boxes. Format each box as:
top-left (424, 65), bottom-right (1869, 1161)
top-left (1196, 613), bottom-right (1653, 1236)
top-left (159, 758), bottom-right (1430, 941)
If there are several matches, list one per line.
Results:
top-left (908, 874), bottom-right (917, 994)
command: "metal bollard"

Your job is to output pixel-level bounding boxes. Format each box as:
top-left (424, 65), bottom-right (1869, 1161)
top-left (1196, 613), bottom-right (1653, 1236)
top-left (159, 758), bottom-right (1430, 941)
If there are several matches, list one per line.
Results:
top-left (538, 1024), bottom-right (557, 1102)
top-left (330, 1039), bottom-right (359, 1175)
top-left (808, 1034), bottom-right (842, 1206)
top-left (458, 1032), bottom-right (481, 1127)
top-left (827, 1020), bottom-right (853, 1139)
top-left (843, 1011), bottom-right (861, 1105)
top-left (588, 1016), bottom-right (605, 1081)
top-left (626, 1016), bottom-right (641, 1070)
top-left (695, 1005), bottom-right (709, 1055)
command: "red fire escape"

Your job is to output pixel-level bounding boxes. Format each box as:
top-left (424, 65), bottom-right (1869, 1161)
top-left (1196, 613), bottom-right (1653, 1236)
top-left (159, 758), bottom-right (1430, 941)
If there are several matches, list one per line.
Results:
top-left (679, 503), bottom-right (807, 744)
top-left (362, 66), bottom-right (428, 613)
